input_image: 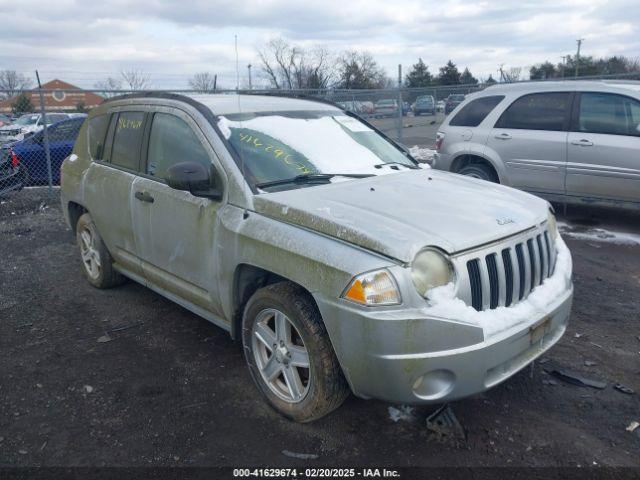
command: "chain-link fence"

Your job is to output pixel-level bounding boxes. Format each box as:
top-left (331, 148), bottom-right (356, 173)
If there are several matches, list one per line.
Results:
top-left (1, 71), bottom-right (639, 210)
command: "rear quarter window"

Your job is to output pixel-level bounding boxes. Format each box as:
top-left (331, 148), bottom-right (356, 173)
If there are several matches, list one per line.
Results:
top-left (449, 95), bottom-right (504, 127)
top-left (88, 114), bottom-right (110, 160)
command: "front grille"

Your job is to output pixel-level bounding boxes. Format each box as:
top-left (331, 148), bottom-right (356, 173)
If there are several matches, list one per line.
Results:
top-left (464, 229), bottom-right (556, 311)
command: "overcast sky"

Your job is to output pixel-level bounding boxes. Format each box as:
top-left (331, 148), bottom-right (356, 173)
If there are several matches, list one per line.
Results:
top-left (1, 0), bottom-right (638, 89)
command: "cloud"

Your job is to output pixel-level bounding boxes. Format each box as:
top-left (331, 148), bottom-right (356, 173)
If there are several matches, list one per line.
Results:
top-left (0, 0), bottom-right (637, 88)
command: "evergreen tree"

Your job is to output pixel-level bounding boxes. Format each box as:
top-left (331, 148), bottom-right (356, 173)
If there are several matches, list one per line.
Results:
top-left (459, 67), bottom-right (478, 85)
top-left (405, 58), bottom-right (432, 87)
top-left (12, 93), bottom-right (34, 115)
top-left (436, 60), bottom-right (461, 85)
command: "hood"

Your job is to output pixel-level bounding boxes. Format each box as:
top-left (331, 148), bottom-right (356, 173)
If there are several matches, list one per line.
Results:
top-left (253, 169), bottom-right (549, 263)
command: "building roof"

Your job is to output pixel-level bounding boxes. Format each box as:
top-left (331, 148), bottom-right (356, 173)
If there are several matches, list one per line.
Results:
top-left (0, 79), bottom-right (105, 112)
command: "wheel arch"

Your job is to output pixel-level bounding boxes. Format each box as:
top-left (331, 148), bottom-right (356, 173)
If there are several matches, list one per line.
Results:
top-left (231, 263), bottom-right (320, 341)
top-left (451, 153), bottom-right (503, 183)
top-left (67, 201), bottom-right (88, 232)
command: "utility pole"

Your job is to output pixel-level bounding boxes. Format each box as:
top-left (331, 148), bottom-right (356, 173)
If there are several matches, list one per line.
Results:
top-left (560, 56), bottom-right (567, 78)
top-left (247, 64), bottom-right (252, 90)
top-left (498, 64), bottom-right (505, 83)
top-left (397, 64), bottom-right (403, 144)
top-left (575, 39), bottom-right (584, 78)
top-left (35, 70), bottom-right (53, 196)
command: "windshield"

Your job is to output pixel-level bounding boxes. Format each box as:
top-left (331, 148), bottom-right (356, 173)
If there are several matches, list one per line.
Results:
top-left (14, 114), bottom-right (40, 126)
top-left (218, 110), bottom-right (416, 191)
top-left (450, 95), bottom-right (465, 101)
top-left (376, 100), bottom-right (395, 106)
top-left (46, 113), bottom-right (68, 124)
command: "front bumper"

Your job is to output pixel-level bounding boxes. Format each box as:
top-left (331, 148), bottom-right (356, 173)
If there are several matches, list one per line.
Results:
top-left (316, 283), bottom-right (572, 404)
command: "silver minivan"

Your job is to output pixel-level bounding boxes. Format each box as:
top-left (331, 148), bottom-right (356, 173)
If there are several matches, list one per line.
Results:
top-left (434, 81), bottom-right (640, 210)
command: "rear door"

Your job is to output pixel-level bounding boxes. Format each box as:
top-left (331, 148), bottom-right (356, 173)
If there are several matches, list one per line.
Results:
top-left (130, 109), bottom-right (225, 316)
top-left (566, 91), bottom-right (640, 203)
top-left (487, 92), bottom-right (573, 195)
top-left (82, 111), bottom-right (146, 278)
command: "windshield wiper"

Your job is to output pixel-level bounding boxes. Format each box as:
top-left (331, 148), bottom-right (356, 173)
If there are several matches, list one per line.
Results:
top-left (374, 161), bottom-right (419, 170)
top-left (256, 173), bottom-right (374, 189)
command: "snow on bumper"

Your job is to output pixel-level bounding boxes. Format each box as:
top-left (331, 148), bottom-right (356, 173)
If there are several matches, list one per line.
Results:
top-left (315, 237), bottom-right (573, 404)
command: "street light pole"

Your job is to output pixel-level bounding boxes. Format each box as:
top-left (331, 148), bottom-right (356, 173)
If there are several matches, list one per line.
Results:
top-left (247, 64), bottom-right (252, 90)
top-left (575, 39), bottom-right (584, 78)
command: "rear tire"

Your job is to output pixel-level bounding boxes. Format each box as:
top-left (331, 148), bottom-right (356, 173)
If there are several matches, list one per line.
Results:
top-left (242, 282), bottom-right (349, 422)
top-left (76, 213), bottom-right (125, 288)
top-left (457, 163), bottom-right (499, 183)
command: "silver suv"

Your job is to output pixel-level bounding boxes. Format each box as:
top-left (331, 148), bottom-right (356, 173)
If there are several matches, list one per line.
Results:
top-left (61, 93), bottom-right (573, 422)
top-left (434, 81), bottom-right (640, 210)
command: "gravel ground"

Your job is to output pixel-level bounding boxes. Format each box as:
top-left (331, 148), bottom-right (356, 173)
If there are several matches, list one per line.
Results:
top-left (0, 188), bottom-right (639, 470)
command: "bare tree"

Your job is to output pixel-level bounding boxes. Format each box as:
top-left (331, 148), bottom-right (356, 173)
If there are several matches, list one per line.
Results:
top-left (189, 72), bottom-right (217, 93)
top-left (94, 77), bottom-right (123, 98)
top-left (258, 38), bottom-right (335, 89)
top-left (0, 70), bottom-right (32, 99)
top-left (503, 67), bottom-right (522, 83)
top-left (120, 69), bottom-right (151, 91)
top-left (336, 51), bottom-right (389, 89)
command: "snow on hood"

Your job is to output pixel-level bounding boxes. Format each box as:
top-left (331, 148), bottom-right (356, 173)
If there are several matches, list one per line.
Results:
top-left (427, 236), bottom-right (572, 338)
top-left (253, 169), bottom-right (549, 263)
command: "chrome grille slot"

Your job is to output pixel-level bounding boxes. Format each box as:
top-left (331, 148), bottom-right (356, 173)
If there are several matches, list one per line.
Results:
top-left (459, 227), bottom-right (556, 311)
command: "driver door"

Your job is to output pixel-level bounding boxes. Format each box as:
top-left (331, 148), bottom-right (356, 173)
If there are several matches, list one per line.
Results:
top-left (130, 110), bottom-right (225, 316)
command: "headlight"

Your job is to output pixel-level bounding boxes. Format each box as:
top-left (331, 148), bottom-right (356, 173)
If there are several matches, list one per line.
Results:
top-left (342, 269), bottom-right (401, 306)
top-left (411, 248), bottom-right (454, 298)
top-left (547, 210), bottom-right (558, 240)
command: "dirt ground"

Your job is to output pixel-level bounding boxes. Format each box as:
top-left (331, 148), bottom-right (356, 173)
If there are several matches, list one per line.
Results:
top-left (1, 188), bottom-right (639, 470)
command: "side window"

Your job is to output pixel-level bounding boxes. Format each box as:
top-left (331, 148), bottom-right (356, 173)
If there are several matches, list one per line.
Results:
top-left (146, 113), bottom-right (211, 180)
top-left (88, 114), bottom-right (111, 160)
top-left (495, 92), bottom-right (572, 131)
top-left (449, 95), bottom-right (505, 127)
top-left (110, 112), bottom-right (145, 171)
top-left (577, 92), bottom-right (640, 137)
top-left (48, 121), bottom-right (81, 142)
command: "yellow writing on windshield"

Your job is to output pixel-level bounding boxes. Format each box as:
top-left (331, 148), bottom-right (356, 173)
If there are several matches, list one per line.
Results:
top-left (238, 133), bottom-right (313, 174)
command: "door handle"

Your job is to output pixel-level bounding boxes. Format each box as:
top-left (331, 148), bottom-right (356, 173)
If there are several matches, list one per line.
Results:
top-left (134, 191), bottom-right (154, 203)
top-left (495, 132), bottom-right (512, 140)
top-left (571, 139), bottom-right (594, 146)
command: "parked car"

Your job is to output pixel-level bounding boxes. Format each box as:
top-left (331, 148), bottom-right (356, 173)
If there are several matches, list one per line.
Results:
top-left (337, 101), bottom-right (364, 114)
top-left (0, 112), bottom-right (69, 144)
top-left (359, 101), bottom-right (375, 115)
top-left (436, 100), bottom-right (445, 112)
top-left (7, 116), bottom-right (84, 185)
top-left (61, 93), bottom-right (572, 422)
top-left (0, 143), bottom-right (24, 196)
top-left (444, 94), bottom-right (466, 114)
top-left (374, 99), bottom-right (400, 117)
top-left (433, 80), bottom-right (640, 210)
top-left (412, 95), bottom-right (436, 116)
top-left (0, 114), bottom-right (12, 127)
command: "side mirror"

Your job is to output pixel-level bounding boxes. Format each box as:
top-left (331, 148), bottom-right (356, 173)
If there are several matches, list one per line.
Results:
top-left (165, 161), bottom-right (222, 200)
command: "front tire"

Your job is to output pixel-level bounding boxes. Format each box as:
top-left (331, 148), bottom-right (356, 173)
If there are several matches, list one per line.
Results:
top-left (457, 163), bottom-right (499, 183)
top-left (76, 213), bottom-right (125, 288)
top-left (242, 282), bottom-right (349, 422)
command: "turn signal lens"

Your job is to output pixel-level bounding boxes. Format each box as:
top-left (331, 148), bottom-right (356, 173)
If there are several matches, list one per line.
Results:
top-left (342, 269), bottom-right (401, 306)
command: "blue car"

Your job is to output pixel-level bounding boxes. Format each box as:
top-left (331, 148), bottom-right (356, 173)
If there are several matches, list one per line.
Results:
top-left (8, 116), bottom-right (85, 185)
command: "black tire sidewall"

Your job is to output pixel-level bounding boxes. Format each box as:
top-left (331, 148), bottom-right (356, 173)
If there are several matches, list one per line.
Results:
top-left (458, 164), bottom-right (498, 183)
top-left (242, 286), bottom-right (331, 422)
